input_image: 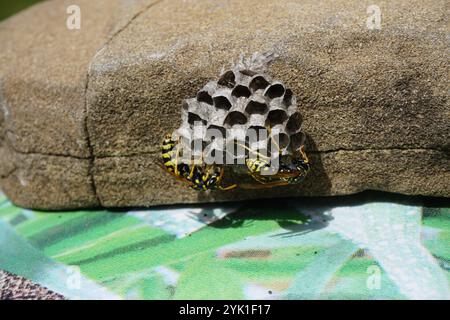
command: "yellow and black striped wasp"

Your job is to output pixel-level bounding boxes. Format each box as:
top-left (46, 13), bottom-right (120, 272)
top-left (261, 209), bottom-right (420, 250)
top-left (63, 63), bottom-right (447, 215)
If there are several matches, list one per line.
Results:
top-left (234, 129), bottom-right (310, 189)
top-left (160, 133), bottom-right (237, 191)
top-left (160, 132), bottom-right (309, 191)
top-left (242, 145), bottom-right (310, 189)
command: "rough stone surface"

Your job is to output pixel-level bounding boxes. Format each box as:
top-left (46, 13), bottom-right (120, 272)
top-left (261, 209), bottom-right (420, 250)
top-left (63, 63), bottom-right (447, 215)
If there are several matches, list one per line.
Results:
top-left (0, 0), bottom-right (448, 209)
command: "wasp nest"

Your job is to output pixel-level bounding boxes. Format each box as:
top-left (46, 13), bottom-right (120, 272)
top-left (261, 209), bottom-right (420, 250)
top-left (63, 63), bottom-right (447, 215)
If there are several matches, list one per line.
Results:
top-left (173, 52), bottom-right (306, 165)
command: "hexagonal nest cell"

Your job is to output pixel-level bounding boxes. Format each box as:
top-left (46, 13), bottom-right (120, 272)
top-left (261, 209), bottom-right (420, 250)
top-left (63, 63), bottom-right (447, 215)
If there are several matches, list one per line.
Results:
top-left (173, 52), bottom-right (306, 163)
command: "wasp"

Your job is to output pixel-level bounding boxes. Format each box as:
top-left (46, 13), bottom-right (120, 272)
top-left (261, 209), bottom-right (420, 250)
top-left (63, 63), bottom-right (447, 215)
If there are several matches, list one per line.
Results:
top-left (240, 141), bottom-right (310, 189)
top-left (160, 133), bottom-right (237, 191)
top-left (160, 133), bottom-right (309, 191)
top-left (234, 129), bottom-right (310, 189)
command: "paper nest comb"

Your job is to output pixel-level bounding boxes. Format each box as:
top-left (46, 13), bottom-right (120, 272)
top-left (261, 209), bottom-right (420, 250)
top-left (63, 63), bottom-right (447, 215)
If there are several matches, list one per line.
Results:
top-left (173, 52), bottom-right (306, 165)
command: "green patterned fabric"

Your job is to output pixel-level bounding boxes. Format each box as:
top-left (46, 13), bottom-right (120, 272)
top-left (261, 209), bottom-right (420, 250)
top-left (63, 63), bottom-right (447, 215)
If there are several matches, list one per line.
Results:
top-left (0, 193), bottom-right (448, 300)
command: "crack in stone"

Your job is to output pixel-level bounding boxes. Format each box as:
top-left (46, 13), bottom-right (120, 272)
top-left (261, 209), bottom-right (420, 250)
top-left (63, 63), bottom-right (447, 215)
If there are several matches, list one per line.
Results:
top-left (3, 137), bottom-right (160, 159)
top-left (309, 147), bottom-right (450, 154)
top-left (4, 145), bottom-right (448, 159)
top-left (83, 0), bottom-right (165, 206)
top-left (83, 75), bottom-right (99, 205)
top-left (4, 131), bottom-right (91, 160)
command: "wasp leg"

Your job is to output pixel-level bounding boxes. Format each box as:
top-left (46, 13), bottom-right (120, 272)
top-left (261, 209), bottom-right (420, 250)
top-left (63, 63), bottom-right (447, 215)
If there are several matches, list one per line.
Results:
top-left (188, 161), bottom-right (196, 180)
top-left (218, 167), bottom-right (238, 190)
top-left (214, 165), bottom-right (238, 191)
top-left (274, 171), bottom-right (301, 178)
top-left (248, 171), bottom-right (270, 184)
top-left (220, 184), bottom-right (238, 191)
top-left (239, 180), bottom-right (291, 189)
top-left (298, 145), bottom-right (309, 164)
top-left (218, 165), bottom-right (225, 180)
